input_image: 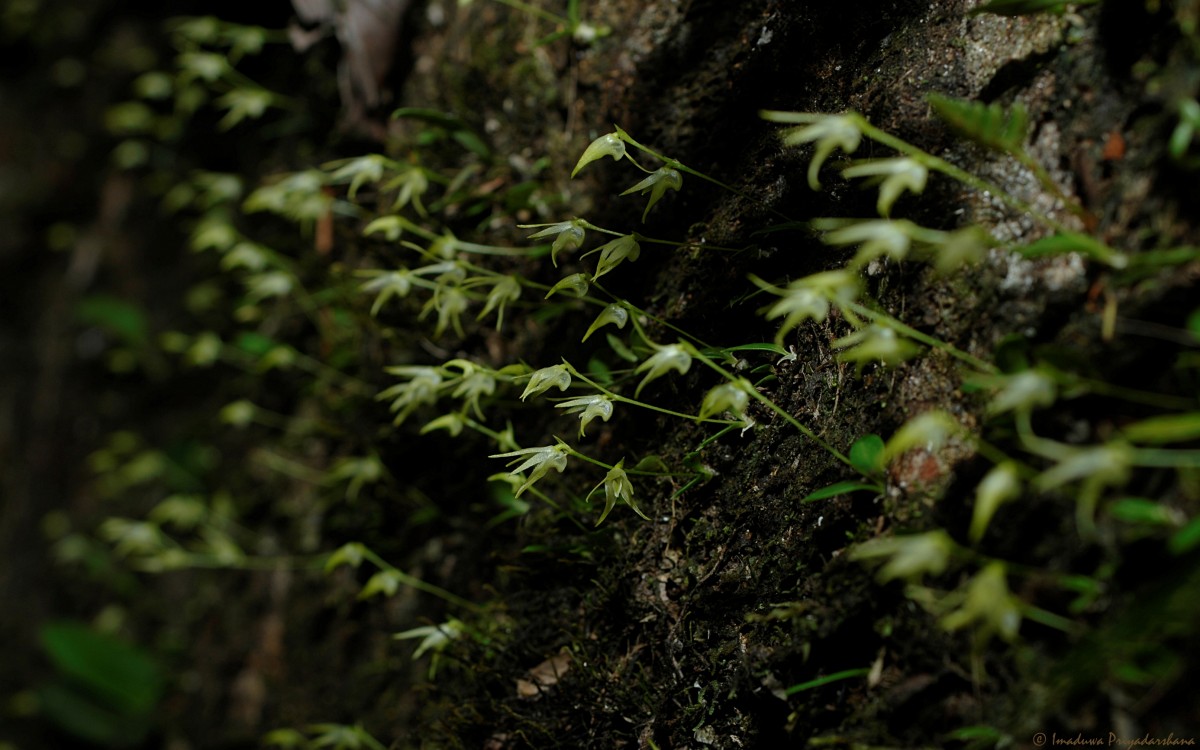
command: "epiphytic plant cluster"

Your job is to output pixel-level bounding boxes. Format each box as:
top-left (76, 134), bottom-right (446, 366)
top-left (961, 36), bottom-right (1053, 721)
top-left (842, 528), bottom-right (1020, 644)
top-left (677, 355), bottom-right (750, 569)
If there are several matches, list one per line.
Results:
top-left (56, 1), bottom-right (1200, 745)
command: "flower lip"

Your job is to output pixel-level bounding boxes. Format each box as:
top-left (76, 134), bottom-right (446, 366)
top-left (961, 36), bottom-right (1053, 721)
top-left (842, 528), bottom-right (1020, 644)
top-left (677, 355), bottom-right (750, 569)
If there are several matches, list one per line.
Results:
top-left (555, 394), bottom-right (614, 437)
top-left (490, 442), bottom-right (571, 496)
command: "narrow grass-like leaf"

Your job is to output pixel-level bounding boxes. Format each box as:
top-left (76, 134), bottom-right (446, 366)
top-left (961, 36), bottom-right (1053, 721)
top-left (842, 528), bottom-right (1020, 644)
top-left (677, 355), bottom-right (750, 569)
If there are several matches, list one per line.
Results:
top-left (928, 93), bottom-right (1028, 154)
top-left (803, 480), bottom-right (881, 501)
top-left (1122, 412), bottom-right (1200, 444)
top-left (40, 623), bottom-right (162, 717)
top-left (1108, 498), bottom-right (1178, 526)
top-left (632, 455), bottom-right (670, 473)
top-left (1170, 517), bottom-right (1200, 554)
top-left (607, 333), bottom-right (640, 363)
top-left (1016, 232), bottom-right (1128, 269)
top-left (709, 343), bottom-right (789, 357)
top-left (784, 667), bottom-right (870, 696)
top-left (944, 726), bottom-right (1010, 745)
top-left (971, 0), bottom-right (1098, 16)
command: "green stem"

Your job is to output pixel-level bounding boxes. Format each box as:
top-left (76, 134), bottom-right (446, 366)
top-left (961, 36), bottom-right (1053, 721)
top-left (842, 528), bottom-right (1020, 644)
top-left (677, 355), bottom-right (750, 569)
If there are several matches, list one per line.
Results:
top-left (579, 219), bottom-right (743, 252)
top-left (396, 222), bottom-right (547, 258)
top-left (451, 236), bottom-right (549, 257)
top-left (213, 340), bottom-right (367, 398)
top-left (360, 548), bottom-right (482, 613)
top-left (577, 219), bottom-right (625, 237)
top-left (616, 127), bottom-right (741, 195)
top-left (1131, 448), bottom-right (1200, 469)
top-left (253, 449), bottom-right (328, 484)
top-left (564, 445), bottom-right (684, 478)
top-left (1014, 151), bottom-right (1088, 221)
top-left (849, 115), bottom-right (1072, 235)
top-left (1021, 604), bottom-right (1078, 633)
top-left (563, 446), bottom-right (615, 471)
top-left (1015, 410), bottom-right (1074, 461)
top-left (1072, 377), bottom-right (1197, 411)
top-left (563, 361), bottom-right (738, 426)
top-left (639, 235), bottom-right (743, 253)
top-left (688, 347), bottom-right (853, 467)
top-left (971, 435), bottom-right (1037, 479)
top-left (289, 349), bottom-right (375, 396)
top-left (393, 216), bottom-right (441, 242)
top-left (592, 283), bottom-right (717, 351)
top-left (784, 668), bottom-right (870, 696)
top-left (692, 423), bottom-right (743, 452)
top-left (846, 302), bottom-right (999, 374)
top-left (462, 416), bottom-right (518, 451)
top-left (489, 0), bottom-right (569, 25)
top-left (465, 262), bottom-right (608, 310)
top-left (167, 553), bottom-right (326, 572)
top-left (613, 126), bottom-right (798, 224)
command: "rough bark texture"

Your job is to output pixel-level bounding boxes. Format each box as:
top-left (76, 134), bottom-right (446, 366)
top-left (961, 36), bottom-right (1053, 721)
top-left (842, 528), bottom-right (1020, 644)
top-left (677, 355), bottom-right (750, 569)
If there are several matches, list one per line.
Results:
top-left (2, 1), bottom-right (1199, 749)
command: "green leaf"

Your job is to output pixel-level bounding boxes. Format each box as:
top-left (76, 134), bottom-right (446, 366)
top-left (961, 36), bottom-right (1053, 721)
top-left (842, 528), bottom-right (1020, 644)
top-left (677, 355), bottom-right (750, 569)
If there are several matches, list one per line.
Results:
top-left (1108, 498), bottom-right (1177, 527)
top-left (992, 333), bottom-right (1032, 373)
top-left (944, 725), bottom-right (1009, 744)
top-left (632, 455), bottom-right (670, 473)
top-left (148, 494), bottom-right (208, 529)
top-left (1169, 516), bottom-right (1200, 555)
top-left (263, 728), bottom-right (308, 748)
top-left (1061, 574), bottom-right (1103, 614)
top-left (802, 480), bottom-right (881, 501)
top-left (234, 331), bottom-right (276, 356)
top-left (710, 342), bottom-right (789, 357)
top-left (452, 129), bottom-right (491, 159)
top-left (783, 667), bottom-right (870, 696)
top-left (77, 295), bottom-right (149, 346)
top-left (1124, 247), bottom-right (1200, 273)
top-left (40, 622), bottom-right (162, 717)
top-left (306, 723), bottom-right (388, 750)
top-left (1123, 412), bottom-right (1200, 444)
top-left (37, 683), bottom-right (150, 747)
top-left (1170, 119), bottom-right (1196, 161)
top-left (927, 93), bottom-right (1028, 154)
top-left (848, 434), bottom-right (885, 476)
top-left (1016, 232), bottom-right (1128, 269)
top-left (970, 0), bottom-right (1099, 16)
top-left (104, 101), bottom-right (156, 135)
top-left (606, 332), bottom-right (640, 363)
top-left (391, 107), bottom-right (468, 129)
top-left (486, 480), bottom-right (530, 527)
top-left (585, 356), bottom-right (614, 386)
